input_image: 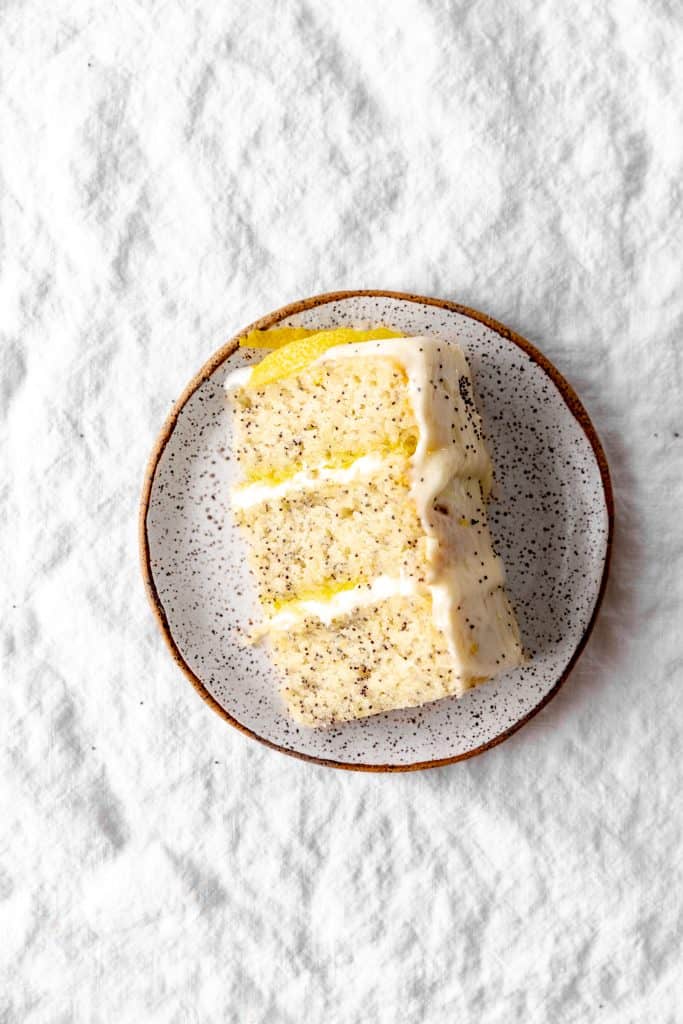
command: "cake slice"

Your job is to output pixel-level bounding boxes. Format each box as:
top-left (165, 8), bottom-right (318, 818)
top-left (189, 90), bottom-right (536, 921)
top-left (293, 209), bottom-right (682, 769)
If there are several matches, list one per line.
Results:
top-left (226, 326), bottom-right (523, 726)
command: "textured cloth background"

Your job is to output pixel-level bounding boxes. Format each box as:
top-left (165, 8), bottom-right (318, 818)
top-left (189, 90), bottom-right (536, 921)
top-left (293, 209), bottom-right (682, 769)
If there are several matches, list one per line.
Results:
top-left (2, 1), bottom-right (682, 1021)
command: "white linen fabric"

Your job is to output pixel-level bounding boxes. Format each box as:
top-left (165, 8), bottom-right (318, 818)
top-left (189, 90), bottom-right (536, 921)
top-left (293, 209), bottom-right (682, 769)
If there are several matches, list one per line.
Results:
top-left (2, 1), bottom-right (682, 1021)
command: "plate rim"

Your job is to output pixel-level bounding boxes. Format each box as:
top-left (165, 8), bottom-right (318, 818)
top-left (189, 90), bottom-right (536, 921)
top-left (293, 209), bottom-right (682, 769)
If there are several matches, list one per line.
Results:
top-left (139, 289), bottom-right (615, 772)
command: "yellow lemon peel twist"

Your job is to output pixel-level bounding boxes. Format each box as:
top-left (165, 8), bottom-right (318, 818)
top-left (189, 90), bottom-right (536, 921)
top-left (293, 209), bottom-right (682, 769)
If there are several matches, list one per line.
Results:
top-left (246, 327), bottom-right (405, 388)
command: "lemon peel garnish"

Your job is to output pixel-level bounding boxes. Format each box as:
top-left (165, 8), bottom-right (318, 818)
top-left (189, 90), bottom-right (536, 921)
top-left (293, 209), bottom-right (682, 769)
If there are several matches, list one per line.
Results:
top-left (240, 327), bottom-right (319, 349)
top-left (247, 327), bottom-right (404, 388)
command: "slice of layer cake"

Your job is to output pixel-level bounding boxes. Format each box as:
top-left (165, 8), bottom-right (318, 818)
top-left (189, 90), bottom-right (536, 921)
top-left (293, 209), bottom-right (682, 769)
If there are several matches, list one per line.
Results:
top-left (226, 326), bottom-right (523, 726)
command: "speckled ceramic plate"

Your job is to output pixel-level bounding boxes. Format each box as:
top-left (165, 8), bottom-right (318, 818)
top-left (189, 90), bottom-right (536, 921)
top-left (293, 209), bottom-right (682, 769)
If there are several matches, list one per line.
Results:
top-left (140, 290), bottom-right (613, 771)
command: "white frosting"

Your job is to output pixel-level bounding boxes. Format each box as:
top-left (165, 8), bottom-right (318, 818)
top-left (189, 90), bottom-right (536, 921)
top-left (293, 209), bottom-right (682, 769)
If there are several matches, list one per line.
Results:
top-left (231, 453), bottom-right (386, 509)
top-left (224, 366), bottom-right (252, 391)
top-left (262, 575), bottom-right (420, 632)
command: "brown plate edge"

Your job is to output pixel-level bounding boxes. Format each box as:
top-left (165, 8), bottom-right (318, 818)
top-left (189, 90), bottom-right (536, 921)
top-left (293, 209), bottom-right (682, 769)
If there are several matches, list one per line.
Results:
top-left (138, 289), bottom-right (615, 773)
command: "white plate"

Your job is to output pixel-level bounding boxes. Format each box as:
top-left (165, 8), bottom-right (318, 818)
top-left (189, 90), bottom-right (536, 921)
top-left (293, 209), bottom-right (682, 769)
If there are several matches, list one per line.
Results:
top-left (140, 291), bottom-right (613, 771)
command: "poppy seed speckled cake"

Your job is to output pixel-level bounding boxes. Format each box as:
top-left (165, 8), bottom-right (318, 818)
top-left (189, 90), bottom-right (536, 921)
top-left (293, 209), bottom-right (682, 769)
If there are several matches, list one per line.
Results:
top-left (225, 326), bottom-right (524, 726)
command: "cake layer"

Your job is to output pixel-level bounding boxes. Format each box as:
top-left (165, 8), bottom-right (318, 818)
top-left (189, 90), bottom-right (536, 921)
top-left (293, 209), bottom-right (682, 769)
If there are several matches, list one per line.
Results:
top-left (229, 355), bottom-right (418, 482)
top-left (269, 592), bottom-right (473, 726)
top-left (260, 568), bottom-right (521, 685)
top-left (317, 337), bottom-right (494, 497)
top-left (234, 454), bottom-right (427, 605)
